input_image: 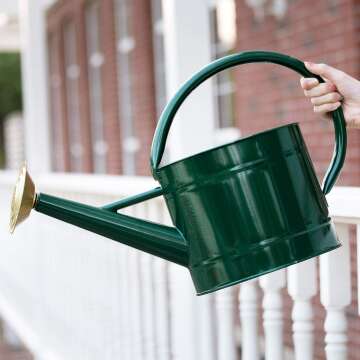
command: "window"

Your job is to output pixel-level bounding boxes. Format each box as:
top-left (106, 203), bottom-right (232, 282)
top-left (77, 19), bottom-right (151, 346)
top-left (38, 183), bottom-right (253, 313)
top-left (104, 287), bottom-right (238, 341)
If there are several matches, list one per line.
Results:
top-left (85, 0), bottom-right (107, 173)
top-left (114, 0), bottom-right (137, 175)
top-left (48, 33), bottom-right (66, 171)
top-left (63, 21), bottom-right (83, 172)
top-left (209, 0), bottom-right (237, 128)
top-left (151, 0), bottom-right (167, 118)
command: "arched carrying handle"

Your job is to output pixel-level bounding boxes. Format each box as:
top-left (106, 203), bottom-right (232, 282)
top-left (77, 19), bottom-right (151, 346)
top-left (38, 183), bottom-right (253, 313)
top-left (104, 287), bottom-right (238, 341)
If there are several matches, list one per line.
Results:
top-left (150, 51), bottom-right (347, 195)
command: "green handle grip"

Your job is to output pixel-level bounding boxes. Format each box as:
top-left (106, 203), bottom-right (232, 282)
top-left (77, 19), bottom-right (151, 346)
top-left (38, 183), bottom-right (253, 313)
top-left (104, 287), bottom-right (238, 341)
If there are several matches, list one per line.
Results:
top-left (150, 51), bottom-right (347, 195)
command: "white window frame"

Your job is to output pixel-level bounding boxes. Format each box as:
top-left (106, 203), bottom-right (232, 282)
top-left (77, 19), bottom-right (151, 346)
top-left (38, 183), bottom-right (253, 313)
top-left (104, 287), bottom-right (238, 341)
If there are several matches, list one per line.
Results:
top-left (63, 20), bottom-right (83, 172)
top-left (208, 0), bottom-right (237, 130)
top-left (85, 0), bottom-right (108, 174)
top-left (114, 0), bottom-right (138, 175)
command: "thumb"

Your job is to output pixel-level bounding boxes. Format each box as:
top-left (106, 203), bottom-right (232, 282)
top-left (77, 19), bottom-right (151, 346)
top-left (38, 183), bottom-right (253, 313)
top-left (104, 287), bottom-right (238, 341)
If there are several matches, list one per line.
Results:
top-left (304, 61), bottom-right (344, 84)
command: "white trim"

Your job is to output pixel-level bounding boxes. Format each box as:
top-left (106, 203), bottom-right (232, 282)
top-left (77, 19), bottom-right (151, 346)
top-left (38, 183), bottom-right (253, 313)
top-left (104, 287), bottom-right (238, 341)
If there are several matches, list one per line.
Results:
top-left (327, 187), bottom-right (360, 223)
top-left (0, 171), bottom-right (157, 198)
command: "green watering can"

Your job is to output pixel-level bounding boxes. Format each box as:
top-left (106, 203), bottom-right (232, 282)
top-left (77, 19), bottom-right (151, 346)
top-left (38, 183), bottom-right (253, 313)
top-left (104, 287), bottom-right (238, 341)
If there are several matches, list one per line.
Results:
top-left (10, 51), bottom-right (347, 295)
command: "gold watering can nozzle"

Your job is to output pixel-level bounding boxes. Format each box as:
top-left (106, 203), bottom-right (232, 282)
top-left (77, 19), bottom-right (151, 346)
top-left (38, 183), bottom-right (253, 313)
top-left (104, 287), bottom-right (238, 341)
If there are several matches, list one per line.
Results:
top-left (9, 164), bottom-right (37, 234)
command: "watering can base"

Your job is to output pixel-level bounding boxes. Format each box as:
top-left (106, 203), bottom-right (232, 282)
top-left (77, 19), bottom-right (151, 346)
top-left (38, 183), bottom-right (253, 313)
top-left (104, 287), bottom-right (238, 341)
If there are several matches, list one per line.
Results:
top-left (192, 220), bottom-right (340, 295)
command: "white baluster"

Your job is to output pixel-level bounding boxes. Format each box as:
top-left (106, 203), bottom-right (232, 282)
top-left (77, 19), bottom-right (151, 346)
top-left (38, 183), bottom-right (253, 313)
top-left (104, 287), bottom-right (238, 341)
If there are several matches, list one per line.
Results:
top-left (320, 223), bottom-right (351, 360)
top-left (141, 252), bottom-right (156, 360)
top-left (118, 206), bottom-right (135, 360)
top-left (129, 250), bottom-right (144, 359)
top-left (150, 200), bottom-right (171, 360)
top-left (124, 206), bottom-right (144, 360)
top-left (119, 245), bottom-right (132, 360)
top-left (196, 294), bottom-right (217, 360)
top-left (106, 239), bottom-right (123, 358)
top-left (216, 287), bottom-right (237, 360)
top-left (138, 202), bottom-right (156, 360)
top-left (169, 263), bottom-right (198, 360)
top-left (154, 257), bottom-right (171, 360)
top-left (239, 280), bottom-right (259, 360)
top-left (259, 270), bottom-right (286, 360)
top-left (287, 259), bottom-right (317, 360)
top-left (162, 201), bottom-right (198, 360)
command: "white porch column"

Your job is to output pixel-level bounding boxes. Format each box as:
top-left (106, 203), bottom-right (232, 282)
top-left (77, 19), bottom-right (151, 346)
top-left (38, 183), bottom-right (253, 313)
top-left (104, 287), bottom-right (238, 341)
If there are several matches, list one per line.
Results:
top-left (320, 224), bottom-right (351, 360)
top-left (161, 0), bottom-right (215, 164)
top-left (18, 0), bottom-right (51, 172)
top-left (162, 1), bottom-right (216, 359)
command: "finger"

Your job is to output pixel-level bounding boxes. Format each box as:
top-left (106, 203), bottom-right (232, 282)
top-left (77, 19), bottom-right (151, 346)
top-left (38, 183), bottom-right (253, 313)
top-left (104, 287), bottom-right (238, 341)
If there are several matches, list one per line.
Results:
top-left (305, 62), bottom-right (345, 83)
top-left (303, 82), bottom-right (336, 97)
top-left (313, 102), bottom-right (341, 114)
top-left (300, 77), bottom-right (319, 90)
top-left (310, 92), bottom-right (343, 106)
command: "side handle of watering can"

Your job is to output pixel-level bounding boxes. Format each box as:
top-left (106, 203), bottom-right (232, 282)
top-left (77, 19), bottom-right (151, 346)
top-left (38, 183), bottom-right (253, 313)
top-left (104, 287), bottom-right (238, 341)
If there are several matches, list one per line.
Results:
top-left (150, 51), bottom-right (347, 195)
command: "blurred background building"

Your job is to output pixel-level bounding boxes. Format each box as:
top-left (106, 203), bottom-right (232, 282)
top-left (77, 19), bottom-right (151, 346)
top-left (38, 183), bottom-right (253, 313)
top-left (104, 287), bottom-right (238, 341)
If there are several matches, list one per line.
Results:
top-left (43, 0), bottom-right (241, 175)
top-left (0, 0), bottom-right (359, 359)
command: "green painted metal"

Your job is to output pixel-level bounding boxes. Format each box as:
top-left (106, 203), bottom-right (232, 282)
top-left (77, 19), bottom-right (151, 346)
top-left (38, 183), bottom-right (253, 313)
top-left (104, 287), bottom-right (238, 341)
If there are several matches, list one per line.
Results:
top-left (102, 187), bottom-right (164, 212)
top-left (155, 124), bottom-right (341, 294)
top-left (35, 193), bottom-right (188, 267)
top-left (33, 51), bottom-right (347, 295)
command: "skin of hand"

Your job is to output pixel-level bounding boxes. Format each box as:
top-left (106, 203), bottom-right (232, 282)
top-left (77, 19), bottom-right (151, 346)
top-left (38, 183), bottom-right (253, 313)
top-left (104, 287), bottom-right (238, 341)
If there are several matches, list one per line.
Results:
top-left (300, 62), bottom-right (360, 128)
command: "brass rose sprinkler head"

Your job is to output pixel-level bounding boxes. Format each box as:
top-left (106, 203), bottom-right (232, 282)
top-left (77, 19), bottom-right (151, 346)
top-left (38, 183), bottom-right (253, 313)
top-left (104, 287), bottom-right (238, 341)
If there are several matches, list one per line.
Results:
top-left (9, 164), bottom-right (37, 233)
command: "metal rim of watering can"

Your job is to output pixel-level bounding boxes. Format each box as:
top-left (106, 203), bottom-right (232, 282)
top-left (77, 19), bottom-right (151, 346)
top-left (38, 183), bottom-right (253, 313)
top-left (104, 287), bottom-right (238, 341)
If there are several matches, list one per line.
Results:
top-left (150, 50), bottom-right (347, 195)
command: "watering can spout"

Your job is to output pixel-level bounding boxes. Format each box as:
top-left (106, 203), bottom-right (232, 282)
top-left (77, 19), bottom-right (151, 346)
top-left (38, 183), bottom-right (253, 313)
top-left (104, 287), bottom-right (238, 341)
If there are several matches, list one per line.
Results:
top-left (9, 165), bottom-right (188, 267)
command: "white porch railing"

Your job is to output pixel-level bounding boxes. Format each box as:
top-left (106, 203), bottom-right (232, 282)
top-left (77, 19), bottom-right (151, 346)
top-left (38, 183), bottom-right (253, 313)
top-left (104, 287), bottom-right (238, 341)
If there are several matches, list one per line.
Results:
top-left (0, 171), bottom-right (358, 360)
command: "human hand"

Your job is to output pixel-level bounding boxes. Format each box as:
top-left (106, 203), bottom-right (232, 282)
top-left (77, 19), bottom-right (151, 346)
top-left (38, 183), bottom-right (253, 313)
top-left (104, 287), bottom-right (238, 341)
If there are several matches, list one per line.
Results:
top-left (300, 62), bottom-right (360, 128)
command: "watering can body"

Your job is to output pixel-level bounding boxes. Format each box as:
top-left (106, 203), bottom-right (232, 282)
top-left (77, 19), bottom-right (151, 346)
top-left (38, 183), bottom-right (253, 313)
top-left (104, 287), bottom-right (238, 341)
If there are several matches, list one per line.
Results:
top-left (156, 124), bottom-right (338, 294)
top-left (10, 51), bottom-right (347, 295)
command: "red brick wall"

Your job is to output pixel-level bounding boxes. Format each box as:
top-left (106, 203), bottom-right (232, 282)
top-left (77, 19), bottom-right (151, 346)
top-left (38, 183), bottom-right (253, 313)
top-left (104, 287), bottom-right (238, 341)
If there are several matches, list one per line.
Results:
top-left (235, 0), bottom-right (360, 358)
top-left (46, 0), bottom-right (157, 175)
